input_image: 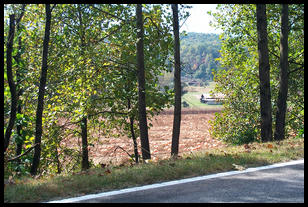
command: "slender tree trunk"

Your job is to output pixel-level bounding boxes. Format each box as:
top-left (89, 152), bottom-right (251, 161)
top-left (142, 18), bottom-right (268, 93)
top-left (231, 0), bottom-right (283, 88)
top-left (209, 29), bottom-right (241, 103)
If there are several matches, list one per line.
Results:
top-left (15, 102), bottom-right (23, 165)
top-left (171, 4), bottom-right (182, 157)
top-left (136, 4), bottom-right (151, 160)
top-left (76, 4), bottom-right (90, 171)
top-left (128, 98), bottom-right (139, 163)
top-left (256, 4), bottom-right (273, 142)
top-left (30, 4), bottom-right (51, 175)
top-left (130, 116), bottom-right (139, 164)
top-left (81, 117), bottom-right (89, 170)
top-left (4, 14), bottom-right (17, 153)
top-left (15, 7), bottom-right (26, 163)
top-left (274, 4), bottom-right (289, 141)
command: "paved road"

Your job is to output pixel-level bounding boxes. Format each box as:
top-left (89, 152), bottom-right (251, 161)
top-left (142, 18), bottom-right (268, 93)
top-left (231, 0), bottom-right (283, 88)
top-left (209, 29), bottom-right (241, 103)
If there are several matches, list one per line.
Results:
top-left (50, 160), bottom-right (304, 203)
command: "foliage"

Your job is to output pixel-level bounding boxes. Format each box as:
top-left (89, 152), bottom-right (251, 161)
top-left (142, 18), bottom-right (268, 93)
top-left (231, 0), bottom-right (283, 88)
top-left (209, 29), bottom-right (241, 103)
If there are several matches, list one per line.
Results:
top-left (4, 4), bottom-right (187, 176)
top-left (159, 32), bottom-right (222, 89)
top-left (180, 32), bottom-right (222, 81)
top-left (209, 4), bottom-right (304, 144)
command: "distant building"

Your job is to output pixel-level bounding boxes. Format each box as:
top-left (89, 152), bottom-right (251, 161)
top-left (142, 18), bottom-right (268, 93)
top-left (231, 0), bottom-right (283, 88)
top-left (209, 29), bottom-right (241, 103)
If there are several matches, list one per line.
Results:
top-left (200, 93), bottom-right (225, 105)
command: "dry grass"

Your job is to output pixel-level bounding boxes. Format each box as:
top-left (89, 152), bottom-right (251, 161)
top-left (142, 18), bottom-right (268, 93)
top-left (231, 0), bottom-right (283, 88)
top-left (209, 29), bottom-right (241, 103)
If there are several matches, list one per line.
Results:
top-left (4, 136), bottom-right (304, 203)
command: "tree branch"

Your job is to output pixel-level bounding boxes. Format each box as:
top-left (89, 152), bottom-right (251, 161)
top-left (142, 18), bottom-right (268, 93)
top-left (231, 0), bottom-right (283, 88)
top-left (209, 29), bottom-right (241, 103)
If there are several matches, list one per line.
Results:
top-left (91, 5), bottom-right (128, 23)
top-left (144, 16), bottom-right (162, 35)
top-left (288, 66), bottom-right (304, 75)
top-left (6, 143), bottom-right (39, 162)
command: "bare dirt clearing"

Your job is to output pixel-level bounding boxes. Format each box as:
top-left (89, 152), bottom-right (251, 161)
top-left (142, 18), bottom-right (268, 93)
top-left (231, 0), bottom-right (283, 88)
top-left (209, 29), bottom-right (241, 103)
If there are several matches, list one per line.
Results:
top-left (61, 109), bottom-right (226, 166)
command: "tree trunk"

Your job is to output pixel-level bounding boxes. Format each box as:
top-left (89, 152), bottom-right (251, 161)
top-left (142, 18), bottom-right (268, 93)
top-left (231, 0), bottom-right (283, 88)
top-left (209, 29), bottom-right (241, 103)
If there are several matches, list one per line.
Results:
top-left (128, 99), bottom-right (139, 164)
top-left (4, 14), bottom-right (17, 153)
top-left (171, 4), bottom-right (182, 157)
top-left (15, 7), bottom-right (26, 163)
top-left (136, 4), bottom-right (151, 160)
top-left (274, 4), bottom-right (289, 141)
top-left (15, 102), bottom-right (23, 166)
top-left (30, 4), bottom-right (51, 175)
top-left (256, 4), bottom-right (273, 142)
top-left (81, 117), bottom-right (89, 170)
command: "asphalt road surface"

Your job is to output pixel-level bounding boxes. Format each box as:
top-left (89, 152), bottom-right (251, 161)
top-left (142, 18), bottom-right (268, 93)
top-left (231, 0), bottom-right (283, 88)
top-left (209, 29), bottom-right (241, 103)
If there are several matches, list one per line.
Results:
top-left (50, 160), bottom-right (304, 203)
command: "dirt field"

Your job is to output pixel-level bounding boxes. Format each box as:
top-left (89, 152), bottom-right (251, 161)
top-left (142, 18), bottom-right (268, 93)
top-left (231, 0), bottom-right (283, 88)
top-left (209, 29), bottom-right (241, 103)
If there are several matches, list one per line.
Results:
top-left (80, 109), bottom-right (226, 166)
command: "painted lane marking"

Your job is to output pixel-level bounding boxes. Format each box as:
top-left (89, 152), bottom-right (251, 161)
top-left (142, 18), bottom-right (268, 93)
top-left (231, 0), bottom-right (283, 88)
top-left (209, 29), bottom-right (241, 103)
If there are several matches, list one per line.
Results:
top-left (47, 159), bottom-right (304, 203)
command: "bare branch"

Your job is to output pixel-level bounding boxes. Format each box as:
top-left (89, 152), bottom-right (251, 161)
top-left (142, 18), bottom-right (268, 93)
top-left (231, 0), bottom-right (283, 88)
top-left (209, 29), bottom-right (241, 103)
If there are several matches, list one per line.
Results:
top-left (7, 143), bottom-right (39, 162)
top-left (288, 66), bottom-right (304, 75)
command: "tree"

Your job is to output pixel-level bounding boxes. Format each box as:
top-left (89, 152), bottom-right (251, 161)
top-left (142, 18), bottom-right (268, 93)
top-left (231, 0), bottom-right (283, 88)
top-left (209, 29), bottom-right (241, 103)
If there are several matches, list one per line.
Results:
top-left (274, 4), bottom-right (289, 141)
top-left (136, 4), bottom-right (151, 160)
top-left (171, 4), bottom-right (181, 157)
top-left (81, 117), bottom-right (89, 170)
top-left (4, 4), bottom-right (175, 176)
top-left (256, 4), bottom-right (273, 142)
top-left (4, 14), bottom-right (17, 153)
top-left (209, 4), bottom-right (303, 145)
top-left (30, 4), bottom-right (52, 175)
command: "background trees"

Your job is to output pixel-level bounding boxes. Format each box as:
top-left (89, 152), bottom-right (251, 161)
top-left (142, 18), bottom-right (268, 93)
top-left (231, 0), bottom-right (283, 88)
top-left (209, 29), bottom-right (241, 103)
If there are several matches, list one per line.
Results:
top-left (180, 33), bottom-right (222, 82)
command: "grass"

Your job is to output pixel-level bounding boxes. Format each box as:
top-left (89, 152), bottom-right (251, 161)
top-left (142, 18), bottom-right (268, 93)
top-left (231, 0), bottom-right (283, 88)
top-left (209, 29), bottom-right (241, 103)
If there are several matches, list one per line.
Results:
top-left (4, 136), bottom-right (304, 203)
top-left (182, 83), bottom-right (223, 110)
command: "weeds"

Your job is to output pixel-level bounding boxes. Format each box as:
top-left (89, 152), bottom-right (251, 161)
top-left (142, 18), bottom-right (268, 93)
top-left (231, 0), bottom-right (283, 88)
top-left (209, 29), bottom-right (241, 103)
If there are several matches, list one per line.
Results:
top-left (4, 137), bottom-right (304, 203)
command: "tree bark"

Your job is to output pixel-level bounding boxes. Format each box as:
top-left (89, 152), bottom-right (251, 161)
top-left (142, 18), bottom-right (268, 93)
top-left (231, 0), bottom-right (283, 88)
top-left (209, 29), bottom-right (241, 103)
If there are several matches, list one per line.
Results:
top-left (171, 4), bottom-right (182, 157)
top-left (4, 14), bottom-right (17, 153)
top-left (274, 4), bottom-right (289, 141)
top-left (81, 117), bottom-right (89, 170)
top-left (256, 4), bottom-right (273, 142)
top-left (136, 4), bottom-right (151, 160)
top-left (15, 6), bottom-right (27, 163)
top-left (15, 102), bottom-right (23, 165)
top-left (128, 98), bottom-right (139, 163)
top-left (30, 4), bottom-right (51, 175)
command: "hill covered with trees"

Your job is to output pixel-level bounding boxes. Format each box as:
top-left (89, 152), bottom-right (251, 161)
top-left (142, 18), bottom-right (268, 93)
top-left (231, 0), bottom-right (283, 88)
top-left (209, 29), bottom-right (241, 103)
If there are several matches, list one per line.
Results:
top-left (159, 32), bottom-right (222, 88)
top-left (180, 32), bottom-right (222, 83)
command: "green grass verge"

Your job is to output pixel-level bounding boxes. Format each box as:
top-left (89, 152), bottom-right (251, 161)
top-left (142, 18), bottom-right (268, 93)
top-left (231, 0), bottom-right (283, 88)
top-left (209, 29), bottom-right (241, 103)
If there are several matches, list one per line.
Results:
top-left (4, 137), bottom-right (304, 203)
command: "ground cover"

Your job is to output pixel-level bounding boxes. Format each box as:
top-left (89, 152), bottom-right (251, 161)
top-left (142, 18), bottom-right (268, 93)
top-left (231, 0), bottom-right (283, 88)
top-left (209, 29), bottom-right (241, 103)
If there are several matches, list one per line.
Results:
top-left (4, 135), bottom-right (304, 203)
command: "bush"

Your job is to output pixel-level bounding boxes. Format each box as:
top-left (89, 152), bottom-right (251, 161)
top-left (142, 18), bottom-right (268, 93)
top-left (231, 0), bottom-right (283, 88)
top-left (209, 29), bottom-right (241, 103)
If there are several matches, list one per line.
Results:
top-left (182, 101), bottom-right (189, 108)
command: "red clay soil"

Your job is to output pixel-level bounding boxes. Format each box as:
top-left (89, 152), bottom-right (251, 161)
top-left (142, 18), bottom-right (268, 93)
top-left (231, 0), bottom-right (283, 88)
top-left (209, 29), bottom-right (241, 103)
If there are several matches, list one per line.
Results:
top-left (60, 109), bottom-right (226, 166)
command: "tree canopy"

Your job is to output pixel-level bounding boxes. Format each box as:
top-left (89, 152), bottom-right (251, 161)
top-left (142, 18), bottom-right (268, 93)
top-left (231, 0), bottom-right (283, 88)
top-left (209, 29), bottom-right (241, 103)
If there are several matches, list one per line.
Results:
top-left (209, 4), bottom-right (304, 144)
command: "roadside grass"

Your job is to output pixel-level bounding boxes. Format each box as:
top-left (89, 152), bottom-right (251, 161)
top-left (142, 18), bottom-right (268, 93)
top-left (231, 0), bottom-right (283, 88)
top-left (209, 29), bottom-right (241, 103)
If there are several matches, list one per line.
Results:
top-left (4, 136), bottom-right (304, 203)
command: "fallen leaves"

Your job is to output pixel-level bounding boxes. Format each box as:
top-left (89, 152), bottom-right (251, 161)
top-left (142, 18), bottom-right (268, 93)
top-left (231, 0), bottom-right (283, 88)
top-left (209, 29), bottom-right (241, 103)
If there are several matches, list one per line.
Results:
top-left (232, 163), bottom-right (246, 171)
top-left (105, 169), bottom-right (111, 174)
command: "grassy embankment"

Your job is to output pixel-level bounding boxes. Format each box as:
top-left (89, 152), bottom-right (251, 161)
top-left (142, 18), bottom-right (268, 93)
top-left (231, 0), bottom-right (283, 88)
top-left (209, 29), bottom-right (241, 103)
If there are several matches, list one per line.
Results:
top-left (4, 136), bottom-right (304, 203)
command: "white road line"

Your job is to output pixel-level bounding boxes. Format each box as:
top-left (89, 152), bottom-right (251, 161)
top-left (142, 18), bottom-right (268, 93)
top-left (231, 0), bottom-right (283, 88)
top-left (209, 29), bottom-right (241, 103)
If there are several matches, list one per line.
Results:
top-left (47, 159), bottom-right (304, 203)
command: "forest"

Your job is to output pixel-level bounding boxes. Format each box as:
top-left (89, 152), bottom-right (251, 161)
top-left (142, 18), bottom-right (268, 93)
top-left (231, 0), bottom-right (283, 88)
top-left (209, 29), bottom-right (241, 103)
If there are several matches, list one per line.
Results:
top-left (4, 3), bottom-right (304, 186)
top-left (180, 32), bottom-right (222, 82)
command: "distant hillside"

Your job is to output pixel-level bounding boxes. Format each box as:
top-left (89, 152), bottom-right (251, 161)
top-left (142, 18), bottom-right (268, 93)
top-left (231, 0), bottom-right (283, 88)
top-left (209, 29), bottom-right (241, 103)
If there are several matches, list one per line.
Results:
top-left (180, 32), bottom-right (222, 83)
top-left (159, 32), bottom-right (223, 89)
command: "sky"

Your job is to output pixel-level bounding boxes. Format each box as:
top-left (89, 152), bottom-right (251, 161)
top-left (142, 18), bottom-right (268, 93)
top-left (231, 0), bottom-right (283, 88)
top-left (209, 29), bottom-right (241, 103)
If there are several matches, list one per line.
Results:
top-left (180, 4), bottom-right (222, 34)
